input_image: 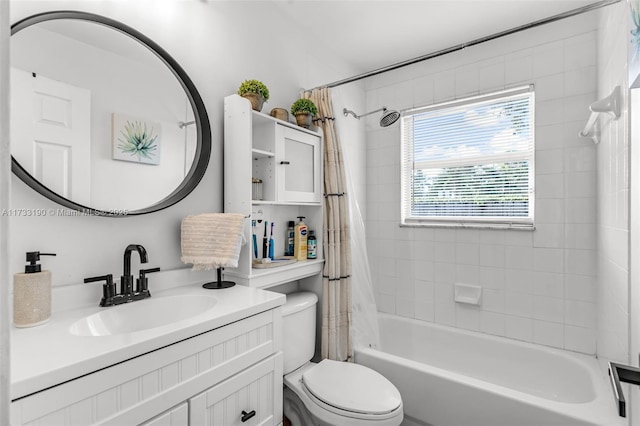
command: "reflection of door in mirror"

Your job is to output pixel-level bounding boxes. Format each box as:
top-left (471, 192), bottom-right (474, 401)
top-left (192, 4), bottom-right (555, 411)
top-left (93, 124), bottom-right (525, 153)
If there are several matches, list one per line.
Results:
top-left (11, 68), bottom-right (91, 206)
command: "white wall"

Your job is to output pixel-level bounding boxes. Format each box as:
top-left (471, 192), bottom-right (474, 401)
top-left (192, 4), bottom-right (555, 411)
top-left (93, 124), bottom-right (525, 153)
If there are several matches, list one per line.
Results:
top-left (7, 0), bottom-right (361, 291)
top-left (0, 1), bottom-right (11, 423)
top-left (363, 12), bottom-right (600, 354)
top-left (597, 0), bottom-right (630, 364)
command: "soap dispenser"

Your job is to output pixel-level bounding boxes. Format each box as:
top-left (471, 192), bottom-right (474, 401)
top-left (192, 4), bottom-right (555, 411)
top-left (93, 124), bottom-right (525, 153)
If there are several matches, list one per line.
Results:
top-left (13, 251), bottom-right (56, 328)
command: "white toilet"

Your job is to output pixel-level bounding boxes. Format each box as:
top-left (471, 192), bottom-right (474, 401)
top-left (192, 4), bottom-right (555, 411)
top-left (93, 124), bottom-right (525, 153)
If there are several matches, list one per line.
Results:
top-left (282, 292), bottom-right (403, 426)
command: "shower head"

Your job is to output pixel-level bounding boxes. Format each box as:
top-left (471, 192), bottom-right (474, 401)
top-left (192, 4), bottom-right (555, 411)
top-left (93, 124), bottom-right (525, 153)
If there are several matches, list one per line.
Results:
top-left (379, 108), bottom-right (400, 127)
top-left (343, 106), bottom-right (400, 127)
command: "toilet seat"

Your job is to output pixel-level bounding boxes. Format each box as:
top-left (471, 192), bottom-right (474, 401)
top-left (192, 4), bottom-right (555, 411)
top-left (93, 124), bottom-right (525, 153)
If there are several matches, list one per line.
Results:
top-left (300, 359), bottom-right (402, 420)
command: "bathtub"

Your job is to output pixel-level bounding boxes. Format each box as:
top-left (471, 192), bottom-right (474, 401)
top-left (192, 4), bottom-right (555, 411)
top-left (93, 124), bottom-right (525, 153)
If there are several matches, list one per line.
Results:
top-left (354, 313), bottom-right (623, 426)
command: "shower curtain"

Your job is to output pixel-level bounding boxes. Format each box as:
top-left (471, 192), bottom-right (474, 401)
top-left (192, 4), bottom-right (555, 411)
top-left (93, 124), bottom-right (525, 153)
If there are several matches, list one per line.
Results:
top-left (306, 88), bottom-right (353, 361)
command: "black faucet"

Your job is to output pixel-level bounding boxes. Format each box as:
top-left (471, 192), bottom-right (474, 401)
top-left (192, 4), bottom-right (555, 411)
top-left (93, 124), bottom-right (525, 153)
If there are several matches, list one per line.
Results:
top-left (122, 244), bottom-right (148, 295)
top-left (84, 244), bottom-right (160, 307)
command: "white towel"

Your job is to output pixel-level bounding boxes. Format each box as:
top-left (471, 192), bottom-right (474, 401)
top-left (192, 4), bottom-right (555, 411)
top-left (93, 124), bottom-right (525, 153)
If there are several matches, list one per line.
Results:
top-left (181, 213), bottom-right (245, 270)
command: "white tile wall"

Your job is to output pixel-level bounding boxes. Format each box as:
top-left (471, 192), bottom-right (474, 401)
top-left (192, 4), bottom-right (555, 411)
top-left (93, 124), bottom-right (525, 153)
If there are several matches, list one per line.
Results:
top-left (596, 1), bottom-right (630, 364)
top-left (365, 13), bottom-right (600, 354)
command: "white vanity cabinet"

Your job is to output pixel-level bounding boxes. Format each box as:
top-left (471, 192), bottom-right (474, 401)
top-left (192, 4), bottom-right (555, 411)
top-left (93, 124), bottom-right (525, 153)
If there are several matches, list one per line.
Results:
top-left (10, 308), bottom-right (283, 426)
top-left (224, 94), bottom-right (324, 289)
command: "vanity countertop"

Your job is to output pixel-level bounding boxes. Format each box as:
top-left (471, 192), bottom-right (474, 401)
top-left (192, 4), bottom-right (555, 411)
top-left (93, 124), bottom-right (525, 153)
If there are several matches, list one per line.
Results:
top-left (11, 282), bottom-right (285, 400)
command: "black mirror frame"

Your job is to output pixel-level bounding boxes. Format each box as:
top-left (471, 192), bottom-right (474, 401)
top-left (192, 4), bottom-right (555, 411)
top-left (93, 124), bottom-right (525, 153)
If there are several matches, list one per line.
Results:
top-left (10, 11), bottom-right (211, 217)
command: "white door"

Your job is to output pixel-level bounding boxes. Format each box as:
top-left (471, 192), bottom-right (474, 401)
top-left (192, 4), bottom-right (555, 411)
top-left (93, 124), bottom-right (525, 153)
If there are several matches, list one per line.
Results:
top-left (11, 68), bottom-right (91, 205)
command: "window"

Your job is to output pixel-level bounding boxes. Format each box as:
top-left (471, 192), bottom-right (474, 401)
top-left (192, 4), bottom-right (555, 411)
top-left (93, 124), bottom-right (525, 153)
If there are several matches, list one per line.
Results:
top-left (401, 86), bottom-right (534, 228)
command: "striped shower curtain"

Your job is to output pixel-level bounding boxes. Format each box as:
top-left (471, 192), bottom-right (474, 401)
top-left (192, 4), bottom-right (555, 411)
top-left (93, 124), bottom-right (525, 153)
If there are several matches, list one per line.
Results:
top-left (306, 88), bottom-right (352, 362)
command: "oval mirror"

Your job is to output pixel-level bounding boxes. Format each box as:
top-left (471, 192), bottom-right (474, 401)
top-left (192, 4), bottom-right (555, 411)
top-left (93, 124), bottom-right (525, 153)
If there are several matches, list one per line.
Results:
top-left (10, 11), bottom-right (211, 216)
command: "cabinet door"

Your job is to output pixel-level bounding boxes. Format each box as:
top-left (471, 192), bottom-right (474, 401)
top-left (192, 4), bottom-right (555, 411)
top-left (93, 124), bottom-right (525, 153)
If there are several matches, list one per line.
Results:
top-left (140, 403), bottom-right (188, 426)
top-left (276, 126), bottom-right (321, 204)
top-left (189, 354), bottom-right (282, 426)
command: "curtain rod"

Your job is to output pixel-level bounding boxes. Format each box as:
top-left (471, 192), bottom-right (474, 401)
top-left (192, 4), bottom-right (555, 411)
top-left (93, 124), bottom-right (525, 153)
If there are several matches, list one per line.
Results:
top-left (306, 0), bottom-right (621, 92)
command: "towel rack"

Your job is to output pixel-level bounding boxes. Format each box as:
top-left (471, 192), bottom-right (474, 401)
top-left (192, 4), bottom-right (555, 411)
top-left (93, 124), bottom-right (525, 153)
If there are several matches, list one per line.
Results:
top-left (578, 86), bottom-right (621, 144)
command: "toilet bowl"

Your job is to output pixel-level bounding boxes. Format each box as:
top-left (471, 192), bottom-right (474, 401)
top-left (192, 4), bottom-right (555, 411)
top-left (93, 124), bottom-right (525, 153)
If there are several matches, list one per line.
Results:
top-left (284, 360), bottom-right (403, 426)
top-left (282, 292), bottom-right (403, 426)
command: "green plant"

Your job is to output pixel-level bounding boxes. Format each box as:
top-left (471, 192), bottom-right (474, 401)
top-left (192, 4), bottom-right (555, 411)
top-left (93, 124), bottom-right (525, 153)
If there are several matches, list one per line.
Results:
top-left (290, 98), bottom-right (318, 116)
top-left (237, 79), bottom-right (270, 101)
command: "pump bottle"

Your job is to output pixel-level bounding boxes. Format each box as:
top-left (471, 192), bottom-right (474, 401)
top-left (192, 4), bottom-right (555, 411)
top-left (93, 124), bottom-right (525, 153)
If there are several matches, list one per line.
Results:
top-left (14, 251), bottom-right (56, 327)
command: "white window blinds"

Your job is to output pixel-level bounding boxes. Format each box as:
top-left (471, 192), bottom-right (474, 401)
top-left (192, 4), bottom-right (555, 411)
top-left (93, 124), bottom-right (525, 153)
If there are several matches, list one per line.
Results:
top-left (401, 86), bottom-right (534, 228)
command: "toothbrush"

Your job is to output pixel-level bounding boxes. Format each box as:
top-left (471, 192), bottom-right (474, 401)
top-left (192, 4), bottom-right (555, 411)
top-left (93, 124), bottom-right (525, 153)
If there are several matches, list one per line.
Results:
top-left (269, 222), bottom-right (275, 260)
top-left (262, 221), bottom-right (269, 259)
top-left (252, 220), bottom-right (258, 259)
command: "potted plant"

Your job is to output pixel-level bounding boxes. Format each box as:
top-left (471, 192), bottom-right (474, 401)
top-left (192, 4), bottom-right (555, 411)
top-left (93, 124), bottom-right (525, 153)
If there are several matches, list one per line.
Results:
top-left (237, 79), bottom-right (270, 112)
top-left (290, 98), bottom-right (318, 128)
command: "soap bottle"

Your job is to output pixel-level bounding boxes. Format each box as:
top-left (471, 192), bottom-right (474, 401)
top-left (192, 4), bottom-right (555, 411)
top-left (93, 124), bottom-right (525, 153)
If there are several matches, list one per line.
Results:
top-left (307, 230), bottom-right (317, 259)
top-left (294, 216), bottom-right (308, 261)
top-left (285, 220), bottom-right (295, 256)
top-left (14, 251), bottom-right (56, 328)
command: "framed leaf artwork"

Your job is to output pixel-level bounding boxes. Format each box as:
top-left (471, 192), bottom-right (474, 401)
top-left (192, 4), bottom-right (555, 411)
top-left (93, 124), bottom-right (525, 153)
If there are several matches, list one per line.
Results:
top-left (112, 113), bottom-right (161, 165)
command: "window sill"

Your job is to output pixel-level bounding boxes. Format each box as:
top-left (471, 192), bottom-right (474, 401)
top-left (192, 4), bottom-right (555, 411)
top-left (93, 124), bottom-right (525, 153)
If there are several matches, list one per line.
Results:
top-left (400, 221), bottom-right (535, 231)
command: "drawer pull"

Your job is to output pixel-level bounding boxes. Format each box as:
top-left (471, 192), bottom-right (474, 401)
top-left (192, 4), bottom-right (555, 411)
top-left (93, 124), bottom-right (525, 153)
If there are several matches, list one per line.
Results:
top-left (280, 161), bottom-right (290, 165)
top-left (241, 410), bottom-right (256, 422)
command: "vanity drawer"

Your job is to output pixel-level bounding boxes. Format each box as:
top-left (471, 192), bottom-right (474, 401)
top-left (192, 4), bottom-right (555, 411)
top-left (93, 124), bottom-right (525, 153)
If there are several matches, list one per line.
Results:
top-left (140, 402), bottom-right (188, 426)
top-left (11, 308), bottom-right (283, 426)
top-left (189, 352), bottom-right (283, 426)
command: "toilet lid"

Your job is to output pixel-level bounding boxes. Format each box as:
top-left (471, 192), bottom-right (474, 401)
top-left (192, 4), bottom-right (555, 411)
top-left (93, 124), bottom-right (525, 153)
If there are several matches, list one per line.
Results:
top-left (301, 359), bottom-right (402, 415)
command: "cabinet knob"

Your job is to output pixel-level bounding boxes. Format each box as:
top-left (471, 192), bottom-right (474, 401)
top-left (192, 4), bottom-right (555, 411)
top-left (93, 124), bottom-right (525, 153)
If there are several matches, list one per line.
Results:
top-left (241, 410), bottom-right (256, 422)
top-left (280, 160), bottom-right (290, 165)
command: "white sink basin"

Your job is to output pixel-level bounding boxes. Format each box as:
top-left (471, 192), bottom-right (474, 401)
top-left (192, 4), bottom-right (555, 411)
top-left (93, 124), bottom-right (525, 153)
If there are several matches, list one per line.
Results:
top-left (68, 294), bottom-right (217, 336)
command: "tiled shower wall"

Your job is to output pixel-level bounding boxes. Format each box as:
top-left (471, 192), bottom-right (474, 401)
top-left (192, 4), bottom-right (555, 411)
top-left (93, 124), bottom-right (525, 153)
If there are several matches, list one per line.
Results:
top-left (596, 0), bottom-right (629, 364)
top-left (364, 13), bottom-right (599, 354)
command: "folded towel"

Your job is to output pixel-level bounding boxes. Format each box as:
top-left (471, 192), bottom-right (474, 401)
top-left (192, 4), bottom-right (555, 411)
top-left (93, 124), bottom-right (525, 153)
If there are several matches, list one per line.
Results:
top-left (181, 213), bottom-right (245, 270)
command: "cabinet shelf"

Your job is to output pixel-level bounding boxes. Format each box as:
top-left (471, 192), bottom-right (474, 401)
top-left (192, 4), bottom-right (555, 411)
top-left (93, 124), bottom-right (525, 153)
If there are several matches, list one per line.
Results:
top-left (252, 109), bottom-right (320, 136)
top-left (225, 259), bottom-right (324, 289)
top-left (251, 148), bottom-right (274, 159)
top-left (224, 94), bottom-right (324, 289)
top-left (252, 200), bottom-right (320, 206)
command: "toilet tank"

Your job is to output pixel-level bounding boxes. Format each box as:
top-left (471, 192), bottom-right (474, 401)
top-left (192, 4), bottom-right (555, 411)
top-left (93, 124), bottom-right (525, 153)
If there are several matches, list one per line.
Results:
top-left (282, 292), bottom-right (318, 375)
